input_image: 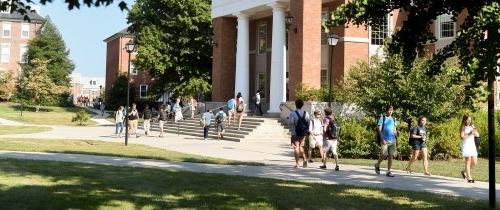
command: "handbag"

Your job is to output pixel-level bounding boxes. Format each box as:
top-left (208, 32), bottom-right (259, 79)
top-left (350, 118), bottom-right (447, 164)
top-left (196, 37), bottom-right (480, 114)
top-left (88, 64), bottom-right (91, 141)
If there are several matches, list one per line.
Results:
top-left (474, 136), bottom-right (481, 150)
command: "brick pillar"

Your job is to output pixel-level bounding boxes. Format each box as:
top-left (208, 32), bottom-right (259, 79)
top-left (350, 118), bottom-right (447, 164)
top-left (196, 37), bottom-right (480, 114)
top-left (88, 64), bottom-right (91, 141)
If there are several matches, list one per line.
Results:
top-left (288, 0), bottom-right (322, 101)
top-left (212, 17), bottom-right (237, 102)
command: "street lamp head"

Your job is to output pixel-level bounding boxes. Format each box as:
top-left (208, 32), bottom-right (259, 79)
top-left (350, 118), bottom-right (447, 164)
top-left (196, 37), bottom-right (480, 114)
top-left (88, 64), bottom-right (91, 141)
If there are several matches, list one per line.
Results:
top-left (285, 15), bottom-right (293, 26)
top-left (327, 33), bottom-right (340, 46)
top-left (125, 39), bottom-right (136, 53)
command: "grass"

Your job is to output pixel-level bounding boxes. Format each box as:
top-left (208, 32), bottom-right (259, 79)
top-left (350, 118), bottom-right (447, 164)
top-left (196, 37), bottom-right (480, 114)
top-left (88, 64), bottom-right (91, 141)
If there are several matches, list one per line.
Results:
top-left (0, 158), bottom-right (490, 210)
top-left (0, 103), bottom-right (96, 126)
top-left (339, 158), bottom-right (500, 183)
top-left (0, 125), bottom-right (52, 135)
top-left (0, 138), bottom-right (262, 166)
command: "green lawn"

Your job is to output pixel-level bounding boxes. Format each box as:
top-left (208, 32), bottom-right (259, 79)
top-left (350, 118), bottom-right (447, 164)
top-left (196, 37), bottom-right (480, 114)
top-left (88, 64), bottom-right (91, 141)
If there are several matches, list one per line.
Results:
top-left (0, 125), bottom-right (52, 135)
top-left (0, 138), bottom-right (262, 166)
top-left (0, 103), bottom-right (96, 126)
top-left (0, 158), bottom-right (490, 210)
top-left (339, 158), bottom-right (500, 183)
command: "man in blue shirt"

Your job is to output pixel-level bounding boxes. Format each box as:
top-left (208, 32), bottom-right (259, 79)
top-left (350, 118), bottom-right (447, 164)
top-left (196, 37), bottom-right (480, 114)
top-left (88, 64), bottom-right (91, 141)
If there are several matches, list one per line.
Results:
top-left (226, 97), bottom-right (236, 127)
top-left (375, 105), bottom-right (398, 177)
top-left (202, 109), bottom-right (213, 141)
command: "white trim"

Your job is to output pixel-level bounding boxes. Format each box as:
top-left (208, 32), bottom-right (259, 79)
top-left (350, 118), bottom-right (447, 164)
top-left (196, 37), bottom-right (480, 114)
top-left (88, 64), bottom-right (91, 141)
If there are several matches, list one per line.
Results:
top-left (139, 84), bottom-right (148, 98)
top-left (212, 0), bottom-right (289, 18)
top-left (1, 43), bottom-right (11, 64)
top-left (130, 61), bottom-right (137, 75)
top-left (21, 23), bottom-right (29, 39)
top-left (19, 44), bottom-right (27, 63)
top-left (436, 14), bottom-right (456, 39)
top-left (341, 37), bottom-right (369, 43)
top-left (2, 22), bottom-right (11, 38)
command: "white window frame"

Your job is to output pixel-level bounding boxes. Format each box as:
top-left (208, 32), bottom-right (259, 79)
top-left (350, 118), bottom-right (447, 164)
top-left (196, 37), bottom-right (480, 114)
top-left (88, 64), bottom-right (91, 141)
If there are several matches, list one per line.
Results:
top-left (139, 84), bottom-right (148, 98)
top-left (21, 23), bottom-right (29, 39)
top-left (369, 14), bottom-right (390, 46)
top-left (19, 44), bottom-right (28, 63)
top-left (257, 23), bottom-right (267, 55)
top-left (1, 43), bottom-right (11, 63)
top-left (130, 61), bottom-right (137, 75)
top-left (320, 68), bottom-right (328, 87)
top-left (436, 14), bottom-right (455, 39)
top-left (2, 22), bottom-right (11, 38)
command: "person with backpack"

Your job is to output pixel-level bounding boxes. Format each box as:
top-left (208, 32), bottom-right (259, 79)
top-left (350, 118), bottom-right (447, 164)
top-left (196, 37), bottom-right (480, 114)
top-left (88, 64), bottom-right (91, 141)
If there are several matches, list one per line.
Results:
top-left (158, 105), bottom-right (168, 138)
top-left (226, 96), bottom-right (236, 127)
top-left (202, 109), bottom-right (213, 141)
top-left (405, 116), bottom-right (430, 176)
top-left (254, 89), bottom-right (263, 116)
top-left (321, 108), bottom-right (341, 170)
top-left (235, 92), bottom-right (246, 131)
top-left (307, 110), bottom-right (324, 164)
top-left (114, 106), bottom-right (125, 137)
top-left (374, 105), bottom-right (398, 177)
top-left (143, 105), bottom-right (152, 136)
top-left (288, 99), bottom-right (310, 168)
top-left (215, 107), bottom-right (227, 140)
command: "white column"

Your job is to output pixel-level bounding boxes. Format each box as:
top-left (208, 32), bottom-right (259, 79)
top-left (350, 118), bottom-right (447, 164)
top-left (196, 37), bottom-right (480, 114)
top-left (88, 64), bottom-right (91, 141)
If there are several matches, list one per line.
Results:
top-left (234, 12), bottom-right (250, 101)
top-left (268, 3), bottom-right (287, 113)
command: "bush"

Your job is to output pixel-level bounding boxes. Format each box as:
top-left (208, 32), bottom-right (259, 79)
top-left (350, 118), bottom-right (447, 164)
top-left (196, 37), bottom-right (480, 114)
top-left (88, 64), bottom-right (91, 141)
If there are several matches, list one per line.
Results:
top-left (72, 110), bottom-right (90, 126)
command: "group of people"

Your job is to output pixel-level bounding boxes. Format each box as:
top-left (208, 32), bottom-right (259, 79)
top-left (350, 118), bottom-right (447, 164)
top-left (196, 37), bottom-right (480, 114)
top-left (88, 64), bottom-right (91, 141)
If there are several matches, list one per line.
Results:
top-left (289, 101), bottom-right (481, 183)
top-left (113, 98), bottom-right (184, 138)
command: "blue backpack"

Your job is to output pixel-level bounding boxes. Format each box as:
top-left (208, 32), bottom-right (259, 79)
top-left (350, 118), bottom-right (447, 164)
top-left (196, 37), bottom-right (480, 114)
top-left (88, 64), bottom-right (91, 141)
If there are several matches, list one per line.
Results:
top-left (294, 111), bottom-right (309, 137)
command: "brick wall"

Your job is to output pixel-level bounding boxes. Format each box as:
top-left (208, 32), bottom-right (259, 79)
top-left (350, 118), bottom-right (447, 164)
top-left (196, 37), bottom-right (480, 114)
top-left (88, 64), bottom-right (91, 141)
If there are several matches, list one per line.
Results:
top-left (211, 17), bottom-right (237, 101)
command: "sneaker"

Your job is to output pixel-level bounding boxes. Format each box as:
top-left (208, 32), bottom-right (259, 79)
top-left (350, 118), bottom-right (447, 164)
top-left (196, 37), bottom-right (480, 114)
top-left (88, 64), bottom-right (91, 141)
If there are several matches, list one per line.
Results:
top-left (386, 171), bottom-right (395, 177)
top-left (374, 164), bottom-right (380, 175)
top-left (308, 159), bottom-right (314, 163)
top-left (204, 138), bottom-right (208, 141)
top-left (319, 165), bottom-right (327, 169)
top-left (303, 160), bottom-right (308, 168)
top-left (335, 165), bottom-right (339, 171)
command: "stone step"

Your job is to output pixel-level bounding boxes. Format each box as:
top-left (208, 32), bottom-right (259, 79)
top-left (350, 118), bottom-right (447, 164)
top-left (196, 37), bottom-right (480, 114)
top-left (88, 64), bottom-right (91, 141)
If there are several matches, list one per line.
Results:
top-left (149, 126), bottom-right (246, 139)
top-left (148, 123), bottom-right (254, 134)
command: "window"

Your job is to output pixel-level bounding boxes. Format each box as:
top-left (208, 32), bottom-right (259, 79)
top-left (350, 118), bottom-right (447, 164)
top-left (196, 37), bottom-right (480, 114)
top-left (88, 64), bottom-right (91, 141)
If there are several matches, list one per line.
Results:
top-left (2, 22), bottom-right (11, 38)
top-left (130, 61), bottom-right (137, 75)
top-left (320, 68), bottom-right (328, 87)
top-left (257, 23), bottom-right (267, 54)
top-left (256, 73), bottom-right (266, 98)
top-left (21, 23), bottom-right (29, 39)
top-left (1, 43), bottom-right (10, 63)
top-left (139, 84), bottom-right (148, 98)
top-left (370, 15), bottom-right (389, 45)
top-left (437, 14), bottom-right (455, 39)
top-left (19, 44), bottom-right (27, 63)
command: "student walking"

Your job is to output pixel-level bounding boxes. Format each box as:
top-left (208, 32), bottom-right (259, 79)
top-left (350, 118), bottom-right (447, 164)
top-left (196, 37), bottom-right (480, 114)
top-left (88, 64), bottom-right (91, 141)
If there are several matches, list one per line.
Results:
top-left (202, 109), bottom-right (213, 141)
top-left (405, 116), bottom-right (431, 176)
top-left (99, 101), bottom-right (106, 116)
top-left (114, 106), bottom-right (125, 137)
top-left (289, 99), bottom-right (310, 168)
top-left (321, 108), bottom-right (341, 170)
top-left (254, 90), bottom-right (263, 116)
top-left (127, 103), bottom-right (139, 138)
top-left (173, 98), bottom-right (183, 123)
top-left (460, 115), bottom-right (479, 183)
top-left (307, 110), bottom-right (324, 164)
top-left (226, 96), bottom-right (236, 127)
top-left (190, 96), bottom-right (197, 119)
top-left (215, 108), bottom-right (227, 140)
top-left (158, 105), bottom-right (168, 137)
top-left (143, 105), bottom-right (152, 136)
top-left (374, 105), bottom-right (398, 177)
top-left (235, 92), bottom-right (246, 131)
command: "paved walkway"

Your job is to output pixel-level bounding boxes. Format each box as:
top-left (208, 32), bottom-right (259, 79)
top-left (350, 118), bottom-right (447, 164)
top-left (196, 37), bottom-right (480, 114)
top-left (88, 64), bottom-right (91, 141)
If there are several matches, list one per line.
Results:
top-left (0, 150), bottom-right (498, 201)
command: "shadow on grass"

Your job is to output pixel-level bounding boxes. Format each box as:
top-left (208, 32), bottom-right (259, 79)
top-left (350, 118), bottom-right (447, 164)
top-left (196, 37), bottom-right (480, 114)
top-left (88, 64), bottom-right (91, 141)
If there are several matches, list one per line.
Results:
top-left (7, 104), bottom-right (91, 115)
top-left (0, 158), bottom-right (490, 210)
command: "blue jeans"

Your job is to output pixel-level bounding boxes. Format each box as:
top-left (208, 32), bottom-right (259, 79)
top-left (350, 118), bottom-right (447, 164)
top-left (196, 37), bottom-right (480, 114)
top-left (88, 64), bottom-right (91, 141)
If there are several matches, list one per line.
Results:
top-left (115, 122), bottom-right (124, 134)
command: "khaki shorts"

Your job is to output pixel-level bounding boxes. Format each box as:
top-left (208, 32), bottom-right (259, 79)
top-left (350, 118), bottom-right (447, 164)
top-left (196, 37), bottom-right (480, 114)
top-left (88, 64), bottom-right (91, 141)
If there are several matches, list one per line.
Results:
top-left (323, 139), bottom-right (338, 155)
top-left (309, 135), bottom-right (324, 148)
top-left (159, 120), bottom-right (166, 128)
top-left (381, 141), bottom-right (397, 156)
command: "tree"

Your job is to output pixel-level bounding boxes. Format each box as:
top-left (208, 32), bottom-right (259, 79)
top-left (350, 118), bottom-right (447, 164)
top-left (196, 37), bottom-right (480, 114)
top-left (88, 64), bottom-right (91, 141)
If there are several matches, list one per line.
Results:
top-left (107, 74), bottom-right (135, 110)
top-left (0, 71), bottom-right (15, 101)
top-left (0, 1), bottom-right (128, 15)
top-left (325, 1), bottom-right (499, 207)
top-left (127, 0), bottom-right (212, 97)
top-left (21, 59), bottom-right (66, 112)
top-left (25, 17), bottom-right (74, 87)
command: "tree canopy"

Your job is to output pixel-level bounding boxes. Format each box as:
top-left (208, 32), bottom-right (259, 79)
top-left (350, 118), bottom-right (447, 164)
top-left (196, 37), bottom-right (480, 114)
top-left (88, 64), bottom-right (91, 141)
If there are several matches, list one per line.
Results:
top-left (127, 0), bottom-right (212, 97)
top-left (0, 0), bottom-right (128, 13)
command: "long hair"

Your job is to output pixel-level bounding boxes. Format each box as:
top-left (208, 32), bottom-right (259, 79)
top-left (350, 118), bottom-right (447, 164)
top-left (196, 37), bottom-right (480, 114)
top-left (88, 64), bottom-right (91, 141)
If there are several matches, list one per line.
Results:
top-left (460, 115), bottom-right (471, 133)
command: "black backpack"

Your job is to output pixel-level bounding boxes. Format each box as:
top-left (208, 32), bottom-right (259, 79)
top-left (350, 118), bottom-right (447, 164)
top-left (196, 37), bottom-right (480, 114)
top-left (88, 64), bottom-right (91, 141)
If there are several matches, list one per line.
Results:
top-left (326, 117), bottom-right (340, 139)
top-left (144, 109), bottom-right (152, 119)
top-left (216, 112), bottom-right (224, 123)
top-left (294, 111), bottom-right (309, 137)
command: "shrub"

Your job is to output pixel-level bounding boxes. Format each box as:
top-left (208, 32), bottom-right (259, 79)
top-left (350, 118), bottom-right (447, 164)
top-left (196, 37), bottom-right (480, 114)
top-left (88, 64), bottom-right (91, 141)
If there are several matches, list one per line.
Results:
top-left (72, 110), bottom-right (90, 126)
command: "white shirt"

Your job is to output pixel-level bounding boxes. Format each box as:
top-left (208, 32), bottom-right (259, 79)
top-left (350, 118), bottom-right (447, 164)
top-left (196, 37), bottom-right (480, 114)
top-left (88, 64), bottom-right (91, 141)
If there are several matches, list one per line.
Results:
top-left (255, 93), bottom-right (261, 104)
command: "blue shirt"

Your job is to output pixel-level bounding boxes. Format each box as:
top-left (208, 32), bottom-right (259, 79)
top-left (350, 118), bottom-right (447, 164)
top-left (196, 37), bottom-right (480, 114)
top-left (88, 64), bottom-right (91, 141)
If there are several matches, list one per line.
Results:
top-left (203, 112), bottom-right (212, 126)
top-left (378, 116), bottom-right (397, 142)
top-left (227, 99), bottom-right (236, 109)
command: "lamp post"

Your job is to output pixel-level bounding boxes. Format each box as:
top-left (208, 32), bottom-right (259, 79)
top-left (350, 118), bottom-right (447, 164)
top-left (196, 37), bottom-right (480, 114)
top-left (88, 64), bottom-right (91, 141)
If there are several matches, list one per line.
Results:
top-left (125, 39), bottom-right (136, 146)
top-left (327, 33), bottom-right (339, 108)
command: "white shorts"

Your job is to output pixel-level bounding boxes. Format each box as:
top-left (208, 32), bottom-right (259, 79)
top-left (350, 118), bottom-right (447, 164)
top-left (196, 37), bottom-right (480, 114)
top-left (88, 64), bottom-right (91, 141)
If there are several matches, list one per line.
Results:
top-left (323, 139), bottom-right (338, 155)
top-left (309, 135), bottom-right (324, 148)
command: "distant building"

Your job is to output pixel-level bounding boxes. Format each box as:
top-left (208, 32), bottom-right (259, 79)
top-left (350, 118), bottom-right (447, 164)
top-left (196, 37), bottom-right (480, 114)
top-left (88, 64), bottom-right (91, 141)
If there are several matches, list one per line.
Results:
top-left (103, 28), bottom-right (153, 103)
top-left (0, 2), bottom-right (45, 80)
top-left (69, 72), bottom-right (105, 104)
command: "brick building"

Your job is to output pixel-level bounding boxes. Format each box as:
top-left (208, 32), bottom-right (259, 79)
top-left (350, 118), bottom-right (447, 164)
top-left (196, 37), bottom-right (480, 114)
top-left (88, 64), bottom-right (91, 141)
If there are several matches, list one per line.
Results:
top-left (0, 4), bottom-right (44, 79)
top-left (104, 28), bottom-right (153, 102)
top-left (211, 0), bottom-right (499, 112)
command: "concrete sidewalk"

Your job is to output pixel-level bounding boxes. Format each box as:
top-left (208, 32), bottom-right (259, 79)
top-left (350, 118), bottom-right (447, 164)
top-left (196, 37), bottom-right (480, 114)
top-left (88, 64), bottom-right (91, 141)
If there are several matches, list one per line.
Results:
top-left (0, 150), bottom-right (498, 201)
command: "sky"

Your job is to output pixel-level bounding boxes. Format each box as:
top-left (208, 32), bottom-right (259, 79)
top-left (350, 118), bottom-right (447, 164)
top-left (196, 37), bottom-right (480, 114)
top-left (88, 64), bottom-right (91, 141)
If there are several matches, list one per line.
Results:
top-left (39, 0), bottom-right (135, 78)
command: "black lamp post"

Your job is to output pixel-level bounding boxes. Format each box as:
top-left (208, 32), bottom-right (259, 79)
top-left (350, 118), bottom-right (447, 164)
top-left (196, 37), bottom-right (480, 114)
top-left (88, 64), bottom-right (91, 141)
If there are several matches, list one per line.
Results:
top-left (327, 33), bottom-right (339, 108)
top-left (125, 39), bottom-right (136, 146)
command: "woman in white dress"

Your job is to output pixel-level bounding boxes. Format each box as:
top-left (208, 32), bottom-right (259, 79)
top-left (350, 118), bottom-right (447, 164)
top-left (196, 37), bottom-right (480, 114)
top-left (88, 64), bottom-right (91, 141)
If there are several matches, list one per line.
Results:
top-left (460, 115), bottom-right (480, 183)
top-left (174, 98), bottom-right (183, 123)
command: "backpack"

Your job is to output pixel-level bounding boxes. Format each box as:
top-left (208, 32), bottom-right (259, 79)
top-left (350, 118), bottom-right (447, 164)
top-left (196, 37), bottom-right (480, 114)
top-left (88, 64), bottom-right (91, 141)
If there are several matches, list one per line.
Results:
top-left (236, 101), bottom-right (244, 112)
top-left (294, 111), bottom-right (310, 137)
top-left (216, 112), bottom-right (224, 123)
top-left (144, 109), bottom-right (152, 119)
top-left (376, 116), bottom-right (386, 146)
top-left (325, 117), bottom-right (340, 139)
